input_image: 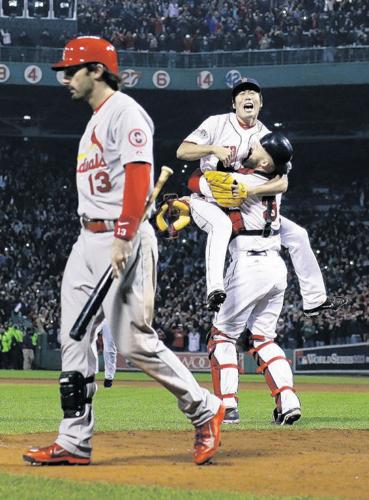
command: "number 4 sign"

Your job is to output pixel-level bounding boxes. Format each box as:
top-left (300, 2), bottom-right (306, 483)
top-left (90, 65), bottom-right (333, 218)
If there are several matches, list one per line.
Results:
top-left (24, 65), bottom-right (42, 84)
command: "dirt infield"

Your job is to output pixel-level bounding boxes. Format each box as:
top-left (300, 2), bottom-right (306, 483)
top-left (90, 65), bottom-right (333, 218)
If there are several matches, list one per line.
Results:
top-left (0, 429), bottom-right (368, 498)
top-left (1, 377), bottom-right (368, 498)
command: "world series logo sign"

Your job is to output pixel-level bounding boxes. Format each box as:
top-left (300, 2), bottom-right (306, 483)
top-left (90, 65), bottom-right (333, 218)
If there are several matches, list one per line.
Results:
top-left (294, 343), bottom-right (369, 374)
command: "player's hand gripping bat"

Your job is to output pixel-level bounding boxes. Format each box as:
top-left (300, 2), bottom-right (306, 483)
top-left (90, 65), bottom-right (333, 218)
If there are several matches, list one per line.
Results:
top-left (69, 165), bottom-right (173, 341)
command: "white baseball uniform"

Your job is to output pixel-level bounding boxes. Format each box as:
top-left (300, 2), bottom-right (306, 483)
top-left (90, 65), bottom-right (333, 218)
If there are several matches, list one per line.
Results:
top-left (91, 319), bottom-right (117, 381)
top-left (56, 91), bottom-right (221, 458)
top-left (205, 170), bottom-right (300, 415)
top-left (185, 112), bottom-right (326, 309)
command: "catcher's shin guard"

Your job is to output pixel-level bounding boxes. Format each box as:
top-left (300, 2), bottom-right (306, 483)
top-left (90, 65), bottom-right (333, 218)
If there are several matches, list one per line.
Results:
top-left (249, 336), bottom-right (300, 414)
top-left (207, 327), bottom-right (239, 408)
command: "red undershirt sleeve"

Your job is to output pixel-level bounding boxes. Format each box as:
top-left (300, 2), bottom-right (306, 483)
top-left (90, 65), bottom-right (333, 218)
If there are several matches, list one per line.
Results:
top-left (114, 162), bottom-right (151, 241)
top-left (187, 168), bottom-right (202, 193)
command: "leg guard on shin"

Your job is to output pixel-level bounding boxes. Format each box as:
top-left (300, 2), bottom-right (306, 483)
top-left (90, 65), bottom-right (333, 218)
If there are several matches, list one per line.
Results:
top-left (59, 371), bottom-right (95, 419)
top-left (207, 327), bottom-right (239, 407)
top-left (249, 337), bottom-right (300, 415)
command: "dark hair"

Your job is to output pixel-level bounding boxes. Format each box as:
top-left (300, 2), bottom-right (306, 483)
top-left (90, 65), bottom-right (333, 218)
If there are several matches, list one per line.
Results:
top-left (85, 63), bottom-right (122, 91)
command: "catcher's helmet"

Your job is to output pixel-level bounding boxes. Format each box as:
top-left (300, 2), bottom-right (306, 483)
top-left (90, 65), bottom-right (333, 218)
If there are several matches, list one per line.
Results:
top-left (52, 36), bottom-right (119, 75)
top-left (260, 132), bottom-right (293, 169)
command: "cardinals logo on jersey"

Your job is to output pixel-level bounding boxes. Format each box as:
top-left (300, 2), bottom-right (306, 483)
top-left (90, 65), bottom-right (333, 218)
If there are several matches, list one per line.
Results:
top-left (77, 126), bottom-right (107, 173)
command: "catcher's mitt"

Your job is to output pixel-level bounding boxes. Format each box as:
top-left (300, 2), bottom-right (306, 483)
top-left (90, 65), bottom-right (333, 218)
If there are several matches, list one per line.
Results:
top-left (204, 171), bottom-right (248, 208)
top-left (155, 194), bottom-right (191, 239)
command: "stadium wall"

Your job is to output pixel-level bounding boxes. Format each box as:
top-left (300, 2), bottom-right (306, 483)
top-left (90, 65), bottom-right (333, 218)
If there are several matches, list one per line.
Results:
top-left (1, 60), bottom-right (369, 89)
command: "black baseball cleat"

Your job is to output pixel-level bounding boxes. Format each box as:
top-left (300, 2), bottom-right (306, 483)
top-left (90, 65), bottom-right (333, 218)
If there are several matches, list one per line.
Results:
top-left (207, 290), bottom-right (227, 312)
top-left (272, 407), bottom-right (301, 426)
top-left (303, 296), bottom-right (348, 317)
top-left (223, 407), bottom-right (240, 424)
top-left (104, 378), bottom-right (113, 388)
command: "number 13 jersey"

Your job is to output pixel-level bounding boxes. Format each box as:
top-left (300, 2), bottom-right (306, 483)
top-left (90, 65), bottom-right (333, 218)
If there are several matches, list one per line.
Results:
top-left (76, 91), bottom-right (154, 220)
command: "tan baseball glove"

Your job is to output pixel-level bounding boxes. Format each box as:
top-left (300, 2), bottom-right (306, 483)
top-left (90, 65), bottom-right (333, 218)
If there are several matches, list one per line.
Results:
top-left (204, 171), bottom-right (248, 208)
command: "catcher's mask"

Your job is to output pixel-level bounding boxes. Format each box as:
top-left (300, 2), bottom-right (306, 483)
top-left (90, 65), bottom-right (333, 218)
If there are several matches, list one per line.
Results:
top-left (155, 194), bottom-right (191, 239)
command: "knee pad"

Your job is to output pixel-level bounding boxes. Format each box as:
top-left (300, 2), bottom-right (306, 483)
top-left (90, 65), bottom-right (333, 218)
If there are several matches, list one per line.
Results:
top-left (59, 371), bottom-right (95, 419)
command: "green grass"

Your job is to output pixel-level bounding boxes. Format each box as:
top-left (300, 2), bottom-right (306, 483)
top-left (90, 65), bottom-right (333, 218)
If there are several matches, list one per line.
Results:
top-left (0, 471), bottom-right (281, 500)
top-left (0, 372), bottom-right (366, 499)
top-left (1, 369), bottom-right (368, 385)
top-left (0, 372), bottom-right (368, 434)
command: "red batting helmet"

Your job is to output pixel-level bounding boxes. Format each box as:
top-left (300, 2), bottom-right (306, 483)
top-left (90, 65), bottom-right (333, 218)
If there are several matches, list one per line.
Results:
top-left (52, 36), bottom-right (119, 75)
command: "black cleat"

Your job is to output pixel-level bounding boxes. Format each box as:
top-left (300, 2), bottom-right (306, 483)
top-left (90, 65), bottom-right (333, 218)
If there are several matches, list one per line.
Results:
top-left (223, 407), bottom-right (240, 424)
top-left (303, 296), bottom-right (348, 317)
top-left (104, 378), bottom-right (113, 388)
top-left (207, 290), bottom-right (226, 312)
top-left (272, 407), bottom-right (301, 426)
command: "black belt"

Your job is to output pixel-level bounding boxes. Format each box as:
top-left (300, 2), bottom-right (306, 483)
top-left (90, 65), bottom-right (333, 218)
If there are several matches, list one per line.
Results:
top-left (241, 229), bottom-right (280, 236)
top-left (231, 228), bottom-right (280, 241)
top-left (247, 250), bottom-right (267, 256)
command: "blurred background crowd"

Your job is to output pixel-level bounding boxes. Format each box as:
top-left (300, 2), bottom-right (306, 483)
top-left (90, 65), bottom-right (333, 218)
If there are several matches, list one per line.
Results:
top-left (1, 0), bottom-right (368, 51)
top-left (0, 139), bottom-right (368, 367)
top-left (1, 0), bottom-right (368, 368)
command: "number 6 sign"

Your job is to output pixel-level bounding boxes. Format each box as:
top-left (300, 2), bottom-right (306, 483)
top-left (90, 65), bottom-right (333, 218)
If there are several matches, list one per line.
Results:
top-left (152, 70), bottom-right (170, 89)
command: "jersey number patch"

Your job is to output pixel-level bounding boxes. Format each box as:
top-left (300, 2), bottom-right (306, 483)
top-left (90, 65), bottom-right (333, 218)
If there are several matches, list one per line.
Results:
top-left (88, 171), bottom-right (112, 195)
top-left (262, 196), bottom-right (278, 221)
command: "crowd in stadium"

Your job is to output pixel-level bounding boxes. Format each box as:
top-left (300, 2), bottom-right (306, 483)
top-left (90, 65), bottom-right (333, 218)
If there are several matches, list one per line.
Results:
top-left (1, 0), bottom-right (368, 50)
top-left (0, 140), bottom-right (368, 368)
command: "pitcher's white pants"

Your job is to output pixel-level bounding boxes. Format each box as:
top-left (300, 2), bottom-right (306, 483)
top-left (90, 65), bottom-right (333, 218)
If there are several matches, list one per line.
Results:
top-left (91, 320), bottom-right (117, 381)
top-left (191, 197), bottom-right (326, 309)
top-left (279, 215), bottom-right (326, 309)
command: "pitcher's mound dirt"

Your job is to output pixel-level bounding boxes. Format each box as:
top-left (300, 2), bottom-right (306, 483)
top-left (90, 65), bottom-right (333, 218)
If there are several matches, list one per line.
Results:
top-left (1, 429), bottom-right (368, 498)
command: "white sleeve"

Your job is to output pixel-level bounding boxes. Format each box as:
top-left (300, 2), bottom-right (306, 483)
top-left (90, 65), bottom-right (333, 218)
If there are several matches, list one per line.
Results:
top-left (184, 115), bottom-right (217, 145)
top-left (199, 176), bottom-right (213, 198)
top-left (113, 106), bottom-right (154, 166)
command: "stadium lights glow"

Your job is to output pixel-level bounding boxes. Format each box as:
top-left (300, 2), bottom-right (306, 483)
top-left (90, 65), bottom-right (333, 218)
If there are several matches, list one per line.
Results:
top-left (23, 115), bottom-right (31, 120)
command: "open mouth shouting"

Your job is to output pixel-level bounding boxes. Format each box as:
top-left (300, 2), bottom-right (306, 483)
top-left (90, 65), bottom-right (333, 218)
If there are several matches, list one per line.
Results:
top-left (243, 101), bottom-right (254, 112)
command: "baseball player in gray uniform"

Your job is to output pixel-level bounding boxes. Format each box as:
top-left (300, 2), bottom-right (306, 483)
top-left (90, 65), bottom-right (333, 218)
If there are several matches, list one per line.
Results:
top-left (23, 36), bottom-right (224, 467)
top-left (177, 78), bottom-right (346, 423)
